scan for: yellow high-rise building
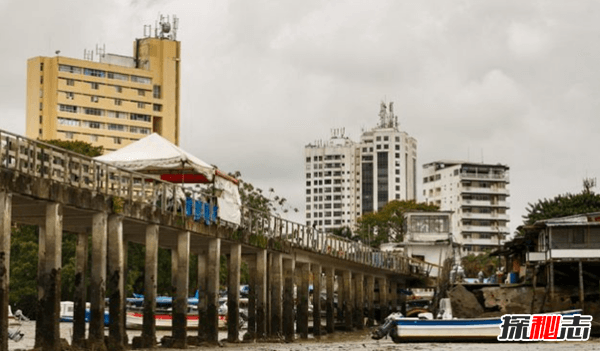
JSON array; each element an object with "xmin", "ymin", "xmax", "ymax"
[{"xmin": 26, "ymin": 21, "xmax": 180, "ymax": 153}]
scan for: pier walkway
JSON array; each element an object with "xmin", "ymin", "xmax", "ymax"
[{"xmin": 0, "ymin": 129, "xmax": 432, "ymax": 350}]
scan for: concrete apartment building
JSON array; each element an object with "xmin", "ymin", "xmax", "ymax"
[
  {"xmin": 305, "ymin": 102, "xmax": 417, "ymax": 232},
  {"xmin": 422, "ymin": 161, "xmax": 510, "ymax": 253},
  {"xmin": 26, "ymin": 17, "xmax": 180, "ymax": 153}
]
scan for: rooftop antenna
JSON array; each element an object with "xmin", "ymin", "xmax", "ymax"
[
  {"xmin": 481, "ymin": 149, "xmax": 484, "ymax": 163},
  {"xmin": 83, "ymin": 48, "xmax": 94, "ymax": 61},
  {"xmin": 143, "ymin": 24, "xmax": 152, "ymax": 38},
  {"xmin": 95, "ymin": 44, "xmax": 106, "ymax": 59}
]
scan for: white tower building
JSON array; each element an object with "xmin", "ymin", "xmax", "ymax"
[
  {"xmin": 422, "ymin": 161, "xmax": 510, "ymax": 254},
  {"xmin": 304, "ymin": 101, "xmax": 417, "ymax": 232}
]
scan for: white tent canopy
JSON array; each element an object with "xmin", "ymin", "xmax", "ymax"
[
  {"xmin": 95, "ymin": 133, "xmax": 242, "ymax": 225},
  {"xmin": 94, "ymin": 133, "xmax": 215, "ymax": 181}
]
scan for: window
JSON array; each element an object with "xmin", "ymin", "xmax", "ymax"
[
  {"xmin": 153, "ymin": 85, "xmax": 161, "ymax": 99},
  {"xmin": 113, "ymin": 137, "xmax": 122, "ymax": 144},
  {"xmin": 40, "ymin": 63, "xmax": 44, "ymax": 71},
  {"xmin": 57, "ymin": 118, "xmax": 80, "ymax": 126},
  {"xmin": 395, "ymin": 136, "xmax": 400, "ymax": 142},
  {"xmin": 130, "ymin": 114, "xmax": 151, "ymax": 122},
  {"xmin": 59, "ymin": 65, "xmax": 82, "ymax": 74},
  {"xmin": 87, "ymin": 122, "xmax": 102, "ymax": 129},
  {"xmin": 39, "ymin": 116, "xmax": 42, "ymax": 123},
  {"xmin": 65, "ymin": 92, "xmax": 74, "ymax": 100},
  {"xmin": 90, "ymin": 135, "xmax": 98, "ymax": 142},
  {"xmin": 114, "ymin": 86, "xmax": 122, "ymax": 93},
  {"xmin": 114, "ymin": 99, "xmax": 122, "ymax": 106},
  {"xmin": 137, "ymin": 102, "xmax": 145, "ymax": 109},
  {"xmin": 395, "ymin": 145, "xmax": 400, "ymax": 150},
  {"xmin": 91, "ymin": 96, "xmax": 99, "ymax": 103},
  {"xmin": 107, "ymin": 124, "xmax": 126, "ymax": 131},
  {"xmin": 108, "ymin": 111, "xmax": 127, "ymax": 119},
  {"xmin": 384, "ymin": 136, "xmax": 389, "ymax": 141},
  {"xmin": 107, "ymin": 72, "xmax": 128, "ymax": 81},
  {"xmin": 59, "ymin": 104, "xmax": 77, "ymax": 113},
  {"xmin": 138, "ymin": 89, "xmax": 145, "ymax": 96},
  {"xmin": 83, "ymin": 108, "xmax": 103, "ymax": 116},
  {"xmin": 131, "ymin": 75, "xmax": 151, "ymax": 84},
  {"xmin": 66, "ymin": 79, "xmax": 74, "ymax": 86},
  {"xmin": 90, "ymin": 82, "xmax": 99, "ymax": 90},
  {"xmin": 376, "ymin": 136, "xmax": 381, "ymax": 141},
  {"xmin": 130, "ymin": 126, "xmax": 150, "ymax": 134},
  {"xmin": 153, "ymin": 104, "xmax": 162, "ymax": 112},
  {"xmin": 39, "ymin": 102, "xmax": 43, "ymax": 110},
  {"xmin": 84, "ymin": 68, "xmax": 105, "ymax": 77},
  {"xmin": 64, "ymin": 132, "xmax": 74, "ymax": 139}
]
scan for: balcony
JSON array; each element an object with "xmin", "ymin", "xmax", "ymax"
[
  {"xmin": 461, "ymin": 212, "xmax": 509, "ymax": 221},
  {"xmin": 461, "ymin": 199, "xmax": 509, "ymax": 208},
  {"xmin": 460, "ymin": 172, "xmax": 509, "ymax": 182},
  {"xmin": 527, "ymin": 249, "xmax": 600, "ymax": 262},
  {"xmin": 460, "ymin": 225, "xmax": 509, "ymax": 234},
  {"xmin": 459, "ymin": 236, "xmax": 502, "ymax": 246},
  {"xmin": 461, "ymin": 187, "xmax": 509, "ymax": 195}
]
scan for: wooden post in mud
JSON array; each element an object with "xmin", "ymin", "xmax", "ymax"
[
  {"xmin": 366, "ymin": 275, "xmax": 375, "ymax": 326},
  {"xmin": 270, "ymin": 253, "xmax": 283, "ymax": 337},
  {"xmin": 298, "ymin": 263, "xmax": 310, "ymax": 339},
  {"xmin": 172, "ymin": 231, "xmax": 190, "ymax": 348},
  {"xmin": 325, "ymin": 267, "xmax": 335, "ymax": 334},
  {"xmin": 378, "ymin": 278, "xmax": 388, "ymax": 322},
  {"xmin": 312, "ymin": 263, "xmax": 322, "ymax": 337},
  {"xmin": 72, "ymin": 232, "xmax": 88, "ymax": 347},
  {"xmin": 197, "ymin": 253, "xmax": 208, "ymax": 340},
  {"xmin": 354, "ymin": 273, "xmax": 364, "ymax": 330},
  {"xmin": 227, "ymin": 244, "xmax": 241, "ymax": 342},
  {"xmin": 256, "ymin": 250, "xmax": 268, "ymax": 339},
  {"xmin": 107, "ymin": 215, "xmax": 125, "ymax": 351},
  {"xmin": 0, "ymin": 192, "xmax": 11, "ymax": 351},
  {"xmin": 37, "ymin": 203, "xmax": 63, "ymax": 351},
  {"xmin": 283, "ymin": 257, "xmax": 295, "ymax": 342},
  {"xmin": 206, "ymin": 238, "xmax": 221, "ymax": 343},
  {"xmin": 343, "ymin": 270, "xmax": 353, "ymax": 331},
  {"xmin": 89, "ymin": 212, "xmax": 107, "ymax": 346},
  {"xmin": 141, "ymin": 224, "xmax": 159, "ymax": 348}
]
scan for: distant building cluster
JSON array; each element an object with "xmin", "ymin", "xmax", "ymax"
[
  {"xmin": 304, "ymin": 102, "xmax": 417, "ymax": 232},
  {"xmin": 305, "ymin": 102, "xmax": 510, "ymax": 255}
]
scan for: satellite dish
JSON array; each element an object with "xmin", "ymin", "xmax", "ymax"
[{"xmin": 161, "ymin": 22, "xmax": 171, "ymax": 34}]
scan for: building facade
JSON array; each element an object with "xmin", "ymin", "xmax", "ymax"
[
  {"xmin": 422, "ymin": 161, "xmax": 510, "ymax": 253},
  {"xmin": 26, "ymin": 19, "xmax": 180, "ymax": 153},
  {"xmin": 304, "ymin": 102, "xmax": 417, "ymax": 232}
]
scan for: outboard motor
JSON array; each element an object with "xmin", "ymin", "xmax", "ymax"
[
  {"xmin": 371, "ymin": 312, "xmax": 403, "ymax": 340},
  {"xmin": 8, "ymin": 329, "xmax": 24, "ymax": 342}
]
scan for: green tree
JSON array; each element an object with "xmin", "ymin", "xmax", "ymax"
[
  {"xmin": 355, "ymin": 200, "xmax": 439, "ymax": 247},
  {"xmin": 522, "ymin": 180, "xmax": 600, "ymax": 229},
  {"xmin": 461, "ymin": 253, "xmax": 500, "ymax": 278},
  {"xmin": 41, "ymin": 139, "xmax": 104, "ymax": 157}
]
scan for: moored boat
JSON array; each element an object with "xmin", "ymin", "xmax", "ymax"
[
  {"xmin": 125, "ymin": 310, "xmax": 228, "ymax": 330},
  {"xmin": 373, "ymin": 299, "xmax": 584, "ymax": 343}
]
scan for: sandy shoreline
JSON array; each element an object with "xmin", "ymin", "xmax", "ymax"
[{"xmin": 7, "ymin": 321, "xmax": 600, "ymax": 351}]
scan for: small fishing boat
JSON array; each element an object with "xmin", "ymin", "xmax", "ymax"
[
  {"xmin": 125, "ymin": 306, "xmax": 228, "ymax": 330},
  {"xmin": 59, "ymin": 301, "xmax": 110, "ymax": 326},
  {"xmin": 373, "ymin": 299, "xmax": 583, "ymax": 342}
]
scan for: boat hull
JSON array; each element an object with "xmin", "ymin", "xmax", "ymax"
[
  {"xmin": 391, "ymin": 317, "xmax": 501, "ymax": 342},
  {"xmin": 389, "ymin": 309, "xmax": 584, "ymax": 343},
  {"xmin": 126, "ymin": 312, "xmax": 227, "ymax": 330}
]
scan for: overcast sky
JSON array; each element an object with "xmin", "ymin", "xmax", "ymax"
[{"xmin": 2, "ymin": 0, "xmax": 600, "ymax": 236}]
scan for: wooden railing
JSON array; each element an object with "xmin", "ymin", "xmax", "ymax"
[{"xmin": 0, "ymin": 129, "xmax": 433, "ymax": 276}]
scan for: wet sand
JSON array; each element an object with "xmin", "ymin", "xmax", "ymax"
[{"xmin": 7, "ymin": 321, "xmax": 600, "ymax": 351}]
